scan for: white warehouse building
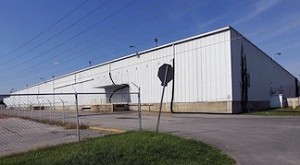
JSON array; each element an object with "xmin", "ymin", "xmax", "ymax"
[{"xmin": 6, "ymin": 26, "xmax": 299, "ymax": 114}]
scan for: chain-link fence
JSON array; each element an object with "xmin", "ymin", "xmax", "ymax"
[{"xmin": 0, "ymin": 92, "xmax": 141, "ymax": 157}]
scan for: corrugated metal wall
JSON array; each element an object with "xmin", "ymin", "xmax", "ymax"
[
  {"xmin": 174, "ymin": 30, "xmax": 232, "ymax": 103},
  {"xmin": 5, "ymin": 27, "xmax": 298, "ymax": 113},
  {"xmin": 231, "ymin": 29, "xmax": 297, "ymax": 101},
  {"xmin": 6, "ymin": 28, "xmax": 233, "ymax": 107}
]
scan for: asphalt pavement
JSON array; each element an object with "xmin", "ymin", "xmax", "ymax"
[
  {"xmin": 79, "ymin": 112, "xmax": 300, "ymax": 165},
  {"xmin": 1, "ymin": 109, "xmax": 300, "ymax": 165}
]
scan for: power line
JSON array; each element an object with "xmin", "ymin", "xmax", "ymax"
[
  {"xmin": 0, "ymin": 0, "xmax": 89, "ymax": 60},
  {"xmin": 0, "ymin": 0, "xmax": 111, "ymax": 65},
  {"xmin": 4, "ymin": 22, "xmax": 295, "ymax": 87},
  {"xmin": 0, "ymin": 0, "xmax": 258, "ymax": 77},
  {"xmin": 3, "ymin": 0, "xmax": 299, "ymax": 87},
  {"xmin": 0, "ymin": 0, "xmax": 202, "ymax": 76},
  {"xmin": 1, "ymin": 0, "xmax": 204, "ymax": 80},
  {"xmin": 44, "ymin": 21, "xmax": 300, "ymax": 85},
  {"xmin": 0, "ymin": 0, "xmax": 138, "ymax": 71}
]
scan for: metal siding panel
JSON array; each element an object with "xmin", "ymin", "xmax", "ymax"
[
  {"xmin": 191, "ymin": 40, "xmax": 199, "ymax": 102},
  {"xmin": 220, "ymin": 33, "xmax": 226, "ymax": 100},
  {"xmin": 231, "ymin": 29, "xmax": 296, "ymax": 102},
  {"xmin": 54, "ymin": 75, "xmax": 76, "ymax": 93},
  {"xmin": 211, "ymin": 34, "xmax": 217, "ymax": 101},
  {"xmin": 130, "ymin": 46, "xmax": 174, "ymax": 104},
  {"xmin": 197, "ymin": 39, "xmax": 203, "ymax": 101},
  {"xmin": 17, "ymin": 30, "xmax": 235, "ymax": 106},
  {"xmin": 184, "ymin": 43, "xmax": 189, "ymax": 102},
  {"xmin": 174, "ymin": 45, "xmax": 180, "ymax": 102},
  {"xmin": 180, "ymin": 43, "xmax": 186, "ymax": 102},
  {"xmin": 247, "ymin": 40, "xmax": 295, "ymax": 100},
  {"xmin": 215, "ymin": 34, "xmax": 221, "ymax": 101},
  {"xmin": 207, "ymin": 36, "xmax": 212, "ymax": 101},
  {"xmin": 225, "ymin": 31, "xmax": 232, "ymax": 101},
  {"xmin": 185, "ymin": 42, "xmax": 190, "ymax": 102},
  {"xmin": 211, "ymin": 32, "xmax": 231, "ymax": 101},
  {"xmin": 202, "ymin": 37, "xmax": 208, "ymax": 101},
  {"xmin": 220, "ymin": 33, "xmax": 227, "ymax": 100},
  {"xmin": 149, "ymin": 53, "xmax": 155, "ymax": 103},
  {"xmin": 178, "ymin": 44, "xmax": 185, "ymax": 102}
]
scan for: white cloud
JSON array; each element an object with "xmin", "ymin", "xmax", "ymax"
[
  {"xmin": 282, "ymin": 42, "xmax": 300, "ymax": 51},
  {"xmin": 197, "ymin": 15, "xmax": 226, "ymax": 30},
  {"xmin": 232, "ymin": 0, "xmax": 280, "ymax": 25},
  {"xmin": 257, "ymin": 16, "xmax": 300, "ymax": 44}
]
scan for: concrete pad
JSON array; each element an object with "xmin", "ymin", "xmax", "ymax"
[{"xmin": 0, "ymin": 117, "xmax": 107, "ymax": 157}]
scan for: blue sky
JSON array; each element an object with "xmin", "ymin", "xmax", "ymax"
[{"xmin": 0, "ymin": 0, "xmax": 299, "ymax": 93}]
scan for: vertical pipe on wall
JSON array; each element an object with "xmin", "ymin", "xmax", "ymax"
[
  {"xmin": 295, "ymin": 78, "xmax": 299, "ymax": 97},
  {"xmin": 170, "ymin": 44, "xmax": 175, "ymax": 113},
  {"xmin": 109, "ymin": 62, "xmax": 115, "ymax": 85}
]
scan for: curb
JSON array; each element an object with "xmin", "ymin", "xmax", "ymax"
[{"xmin": 89, "ymin": 126, "xmax": 126, "ymax": 133}]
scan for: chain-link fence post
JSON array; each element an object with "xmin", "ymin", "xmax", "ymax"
[
  {"xmin": 22, "ymin": 101, "xmax": 26, "ymax": 117},
  {"xmin": 29, "ymin": 101, "xmax": 33, "ymax": 119},
  {"xmin": 12, "ymin": 103, "xmax": 16, "ymax": 116},
  {"xmin": 0, "ymin": 105, "xmax": 2, "ymax": 115},
  {"xmin": 12, "ymin": 105, "xmax": 15, "ymax": 116},
  {"xmin": 26, "ymin": 103, "xmax": 29, "ymax": 118},
  {"xmin": 47, "ymin": 99, "xmax": 52, "ymax": 123},
  {"xmin": 75, "ymin": 93, "xmax": 80, "ymax": 142},
  {"xmin": 59, "ymin": 98, "xmax": 65, "ymax": 125},
  {"xmin": 37, "ymin": 98, "xmax": 42, "ymax": 121},
  {"xmin": 132, "ymin": 82, "xmax": 143, "ymax": 131},
  {"xmin": 17, "ymin": 103, "xmax": 21, "ymax": 117},
  {"xmin": 11, "ymin": 97, "xmax": 17, "ymax": 116},
  {"xmin": 9, "ymin": 107, "xmax": 11, "ymax": 116}
]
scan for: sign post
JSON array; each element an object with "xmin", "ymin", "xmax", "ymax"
[{"xmin": 156, "ymin": 64, "xmax": 173, "ymax": 133}]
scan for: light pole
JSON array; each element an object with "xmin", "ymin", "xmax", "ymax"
[
  {"xmin": 154, "ymin": 38, "xmax": 159, "ymax": 47},
  {"xmin": 52, "ymin": 75, "xmax": 55, "ymax": 111},
  {"xmin": 272, "ymin": 52, "xmax": 282, "ymax": 60},
  {"xmin": 38, "ymin": 78, "xmax": 44, "ymax": 108},
  {"xmin": 129, "ymin": 45, "xmax": 139, "ymax": 58}
]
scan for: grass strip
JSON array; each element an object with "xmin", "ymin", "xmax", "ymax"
[
  {"xmin": 248, "ymin": 107, "xmax": 300, "ymax": 116},
  {"xmin": 0, "ymin": 131, "xmax": 234, "ymax": 165}
]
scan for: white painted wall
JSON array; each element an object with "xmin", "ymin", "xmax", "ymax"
[
  {"xmin": 174, "ymin": 30, "xmax": 232, "ymax": 103},
  {"xmin": 231, "ymin": 28, "xmax": 297, "ymax": 102},
  {"xmin": 5, "ymin": 27, "xmax": 234, "ymax": 108}
]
